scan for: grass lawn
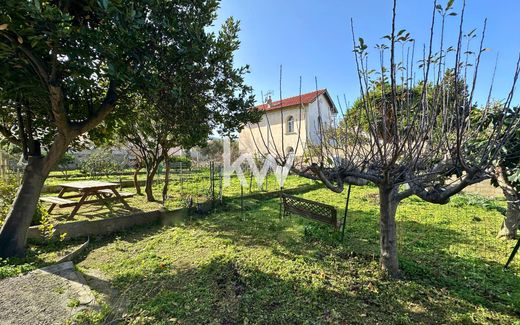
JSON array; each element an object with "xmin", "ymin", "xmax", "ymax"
[{"xmin": 59, "ymin": 184, "xmax": 520, "ymax": 324}]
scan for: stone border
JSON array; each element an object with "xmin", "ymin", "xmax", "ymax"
[
  {"xmin": 57, "ymin": 237, "xmax": 90, "ymax": 263},
  {"xmin": 27, "ymin": 208, "xmax": 189, "ymax": 241}
]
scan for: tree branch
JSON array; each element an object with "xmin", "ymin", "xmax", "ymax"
[
  {"xmin": 73, "ymin": 81, "xmax": 117, "ymax": 135},
  {"xmin": 0, "ymin": 124, "xmax": 20, "ymax": 146}
]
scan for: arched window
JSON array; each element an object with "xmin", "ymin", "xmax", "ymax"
[{"xmin": 287, "ymin": 116, "xmax": 294, "ymax": 133}]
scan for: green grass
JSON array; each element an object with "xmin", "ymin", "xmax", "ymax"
[{"xmin": 65, "ymin": 185, "xmax": 520, "ymax": 324}]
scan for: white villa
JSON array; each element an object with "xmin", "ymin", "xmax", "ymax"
[{"xmin": 239, "ymin": 89, "xmax": 337, "ymax": 157}]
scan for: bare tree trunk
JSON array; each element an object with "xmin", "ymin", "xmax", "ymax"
[
  {"xmin": 0, "ymin": 157, "xmax": 46, "ymax": 257},
  {"xmin": 162, "ymin": 155, "xmax": 170, "ymax": 204},
  {"xmin": 498, "ymin": 189, "xmax": 520, "ymax": 240},
  {"xmin": 145, "ymin": 165, "xmax": 159, "ymax": 202},
  {"xmin": 0, "ymin": 132, "xmax": 70, "ymax": 258},
  {"xmin": 134, "ymin": 166, "xmax": 142, "ymax": 195},
  {"xmin": 496, "ymin": 167, "xmax": 520, "ymax": 240},
  {"xmin": 379, "ymin": 185, "xmax": 399, "ymax": 277}
]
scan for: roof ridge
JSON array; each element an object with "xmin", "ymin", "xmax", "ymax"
[{"xmin": 256, "ymin": 89, "xmax": 327, "ymax": 111}]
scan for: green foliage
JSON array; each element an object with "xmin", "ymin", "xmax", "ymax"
[
  {"xmin": 474, "ymin": 104, "xmax": 520, "ymax": 192},
  {"xmin": 0, "ymin": 258, "xmax": 35, "ymax": 279},
  {"xmin": 0, "ymin": 176, "xmax": 48, "ymax": 226},
  {"xmin": 0, "ymin": 176, "xmax": 18, "ymax": 224},
  {"xmin": 37, "ymin": 210, "xmax": 66, "ymax": 241},
  {"xmin": 31, "ymin": 203, "xmax": 47, "ymax": 226},
  {"xmin": 0, "ymin": 0, "xmax": 258, "ymax": 154},
  {"xmin": 169, "ymin": 156, "xmax": 191, "ymax": 169},
  {"xmin": 450, "ymin": 193, "xmax": 506, "ymax": 214},
  {"xmin": 497, "ymin": 108, "xmax": 520, "ymax": 191},
  {"xmin": 79, "ymin": 149, "xmax": 121, "ymax": 177},
  {"xmin": 198, "ymin": 138, "xmax": 240, "ymax": 162},
  {"xmin": 57, "ymin": 152, "xmax": 75, "ymax": 170},
  {"xmin": 67, "ymin": 298, "xmax": 80, "ymax": 308}
]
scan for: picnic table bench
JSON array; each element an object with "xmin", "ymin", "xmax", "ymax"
[{"xmin": 40, "ymin": 181, "xmax": 134, "ymax": 220}]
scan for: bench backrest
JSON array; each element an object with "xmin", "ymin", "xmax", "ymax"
[{"xmin": 281, "ymin": 193, "xmax": 338, "ymax": 228}]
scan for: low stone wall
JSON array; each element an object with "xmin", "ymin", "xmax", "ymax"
[{"xmin": 27, "ymin": 208, "xmax": 189, "ymax": 241}]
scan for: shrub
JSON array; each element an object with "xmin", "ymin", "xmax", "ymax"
[
  {"xmin": 170, "ymin": 156, "xmax": 192, "ymax": 169},
  {"xmin": 56, "ymin": 152, "xmax": 76, "ymax": 178},
  {"xmin": 0, "ymin": 177, "xmax": 48, "ymax": 227},
  {"xmin": 0, "ymin": 177, "xmax": 19, "ymax": 225},
  {"xmin": 80, "ymin": 149, "xmax": 121, "ymax": 177},
  {"xmin": 450, "ymin": 193, "xmax": 506, "ymax": 214}
]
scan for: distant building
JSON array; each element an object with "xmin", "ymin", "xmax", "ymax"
[{"xmin": 239, "ymin": 89, "xmax": 337, "ymax": 157}]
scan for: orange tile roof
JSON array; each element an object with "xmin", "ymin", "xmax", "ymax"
[{"xmin": 257, "ymin": 89, "xmax": 328, "ymax": 111}]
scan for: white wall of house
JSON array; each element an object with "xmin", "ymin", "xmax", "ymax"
[
  {"xmin": 306, "ymin": 94, "xmax": 336, "ymax": 144},
  {"xmin": 239, "ymin": 104, "xmax": 308, "ymax": 157},
  {"xmin": 239, "ymin": 92, "xmax": 336, "ymax": 158}
]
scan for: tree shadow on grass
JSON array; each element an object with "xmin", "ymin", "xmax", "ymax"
[
  {"xmin": 81, "ymin": 255, "xmax": 467, "ymax": 324},
  {"xmin": 49, "ymin": 202, "xmax": 146, "ymax": 222},
  {"xmin": 396, "ymin": 219, "xmax": 520, "ymax": 318},
  {"xmin": 194, "ymin": 198, "xmax": 520, "ymax": 320},
  {"xmin": 37, "ymin": 192, "xmax": 517, "ymax": 322}
]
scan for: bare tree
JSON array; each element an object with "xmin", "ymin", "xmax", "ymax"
[{"xmin": 249, "ymin": 0, "xmax": 520, "ymax": 277}]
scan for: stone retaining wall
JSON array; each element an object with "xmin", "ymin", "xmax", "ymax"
[{"xmin": 27, "ymin": 208, "xmax": 189, "ymax": 241}]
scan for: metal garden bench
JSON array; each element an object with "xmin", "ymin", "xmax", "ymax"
[{"xmin": 280, "ymin": 192, "xmax": 350, "ymax": 240}]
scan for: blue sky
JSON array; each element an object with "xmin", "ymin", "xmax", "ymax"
[{"xmin": 214, "ymin": 0, "xmax": 520, "ymax": 107}]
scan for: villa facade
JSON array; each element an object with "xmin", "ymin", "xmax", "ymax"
[{"xmin": 239, "ymin": 89, "xmax": 337, "ymax": 158}]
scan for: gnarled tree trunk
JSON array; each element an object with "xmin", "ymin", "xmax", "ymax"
[
  {"xmin": 0, "ymin": 157, "xmax": 46, "ymax": 257},
  {"xmin": 134, "ymin": 165, "xmax": 142, "ymax": 196},
  {"xmin": 0, "ymin": 134, "xmax": 69, "ymax": 257},
  {"xmin": 498, "ymin": 188, "xmax": 520, "ymax": 240},
  {"xmin": 144, "ymin": 163, "xmax": 160, "ymax": 202},
  {"xmin": 379, "ymin": 185, "xmax": 399, "ymax": 277},
  {"xmin": 162, "ymin": 155, "xmax": 170, "ymax": 204}
]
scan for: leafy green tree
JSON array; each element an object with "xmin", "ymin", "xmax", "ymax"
[
  {"xmin": 0, "ymin": 0, "xmax": 245, "ymax": 257},
  {"xmin": 199, "ymin": 138, "xmax": 240, "ymax": 163},
  {"xmin": 117, "ymin": 15, "xmax": 258, "ymax": 202}
]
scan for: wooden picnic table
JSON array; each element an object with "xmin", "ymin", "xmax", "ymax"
[{"xmin": 40, "ymin": 181, "xmax": 134, "ymax": 220}]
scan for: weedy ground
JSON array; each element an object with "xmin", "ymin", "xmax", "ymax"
[
  {"xmin": 1, "ymin": 176, "xmax": 519, "ymax": 324},
  {"xmin": 66, "ymin": 184, "xmax": 520, "ymax": 324}
]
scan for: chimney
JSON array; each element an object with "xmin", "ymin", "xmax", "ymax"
[{"xmin": 266, "ymin": 95, "xmax": 272, "ymax": 108}]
